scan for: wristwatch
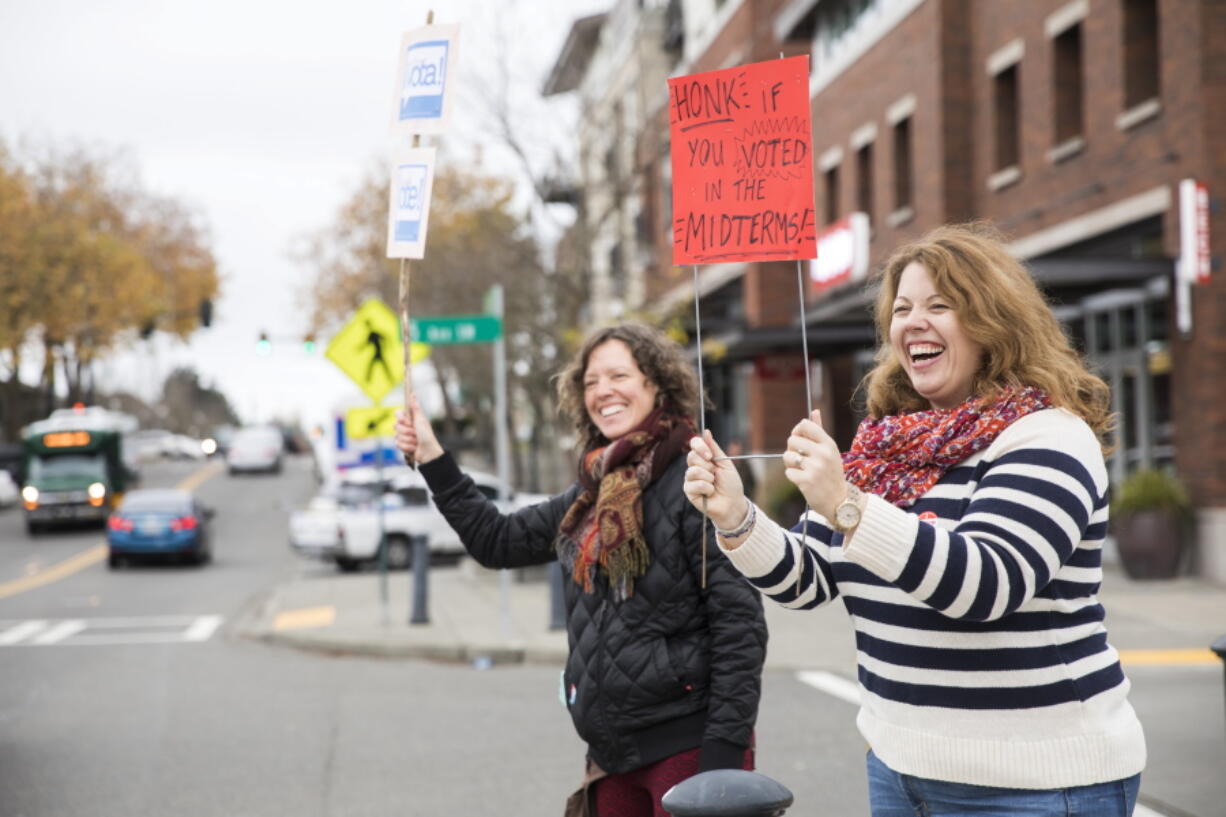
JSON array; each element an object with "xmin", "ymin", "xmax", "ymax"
[{"xmin": 831, "ymin": 483, "xmax": 863, "ymax": 534}]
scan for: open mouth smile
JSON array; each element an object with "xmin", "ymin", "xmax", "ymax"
[{"xmin": 908, "ymin": 343, "xmax": 945, "ymax": 366}]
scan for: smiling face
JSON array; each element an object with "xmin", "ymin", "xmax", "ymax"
[
  {"xmin": 582, "ymin": 339, "xmax": 659, "ymax": 441},
  {"xmin": 889, "ymin": 262, "xmax": 984, "ymax": 411}
]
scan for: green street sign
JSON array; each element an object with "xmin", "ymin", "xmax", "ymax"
[{"xmin": 410, "ymin": 315, "xmax": 502, "ymax": 345}]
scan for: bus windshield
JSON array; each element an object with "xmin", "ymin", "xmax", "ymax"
[{"xmin": 28, "ymin": 453, "xmax": 107, "ymax": 482}]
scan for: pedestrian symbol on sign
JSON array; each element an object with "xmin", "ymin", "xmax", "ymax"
[
  {"xmin": 362, "ymin": 320, "xmax": 395, "ymax": 385},
  {"xmin": 326, "ymin": 299, "xmax": 405, "ymax": 404}
]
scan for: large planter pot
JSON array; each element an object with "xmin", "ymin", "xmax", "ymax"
[{"xmin": 1114, "ymin": 509, "xmax": 1184, "ymax": 579}]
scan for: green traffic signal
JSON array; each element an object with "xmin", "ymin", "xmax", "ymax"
[
  {"xmin": 303, "ymin": 334, "xmax": 316, "ymax": 354},
  {"xmin": 256, "ymin": 331, "xmax": 272, "ymax": 356}
]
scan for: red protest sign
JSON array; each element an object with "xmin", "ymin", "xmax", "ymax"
[{"xmin": 668, "ymin": 55, "xmax": 816, "ymax": 265}]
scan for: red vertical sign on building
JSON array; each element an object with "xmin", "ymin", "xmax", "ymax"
[{"xmin": 668, "ymin": 56, "xmax": 817, "ymax": 265}]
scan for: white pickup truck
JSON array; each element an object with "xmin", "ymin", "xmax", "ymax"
[{"xmin": 289, "ymin": 465, "xmax": 549, "ymax": 572}]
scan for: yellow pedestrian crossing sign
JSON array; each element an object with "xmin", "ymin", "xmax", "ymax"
[
  {"xmin": 326, "ymin": 299, "xmax": 404, "ymax": 403},
  {"xmin": 345, "ymin": 406, "xmax": 398, "ymax": 439}
]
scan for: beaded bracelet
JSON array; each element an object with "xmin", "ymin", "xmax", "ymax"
[{"xmin": 714, "ymin": 501, "xmax": 757, "ymax": 538}]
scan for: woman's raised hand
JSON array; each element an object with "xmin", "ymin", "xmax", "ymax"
[
  {"xmin": 394, "ymin": 394, "xmax": 444, "ymax": 465},
  {"xmin": 784, "ymin": 410, "xmax": 847, "ymax": 520},
  {"xmin": 683, "ymin": 430, "xmax": 749, "ymax": 532}
]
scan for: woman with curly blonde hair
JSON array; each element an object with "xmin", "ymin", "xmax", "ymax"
[
  {"xmin": 684, "ymin": 224, "xmax": 1145, "ymax": 816},
  {"xmin": 396, "ymin": 321, "xmax": 765, "ymax": 817}
]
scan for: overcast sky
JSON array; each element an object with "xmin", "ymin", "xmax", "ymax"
[{"xmin": 0, "ymin": 0, "xmax": 603, "ymax": 432}]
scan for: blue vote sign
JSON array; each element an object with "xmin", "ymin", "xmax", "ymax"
[{"xmin": 392, "ymin": 23, "xmax": 460, "ymax": 137}]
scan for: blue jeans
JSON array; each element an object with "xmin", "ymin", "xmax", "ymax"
[{"xmin": 866, "ymin": 750, "xmax": 1141, "ymax": 816}]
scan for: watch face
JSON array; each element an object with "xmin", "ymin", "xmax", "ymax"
[{"xmin": 835, "ymin": 502, "xmax": 860, "ymax": 530}]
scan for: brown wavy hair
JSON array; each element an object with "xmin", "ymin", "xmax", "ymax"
[
  {"xmin": 557, "ymin": 322, "xmax": 701, "ymax": 450},
  {"xmin": 863, "ymin": 223, "xmax": 1114, "ymax": 445}
]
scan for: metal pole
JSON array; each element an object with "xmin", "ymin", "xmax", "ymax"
[
  {"xmin": 376, "ymin": 434, "xmax": 388, "ymax": 625},
  {"xmin": 409, "ymin": 534, "xmax": 430, "ymax": 625},
  {"xmin": 491, "ymin": 285, "xmax": 513, "ymax": 639},
  {"xmin": 693, "ymin": 265, "xmax": 708, "ymax": 589},
  {"xmin": 796, "ymin": 260, "xmax": 813, "ymax": 419},
  {"xmin": 548, "ymin": 561, "xmax": 566, "ymax": 631},
  {"xmin": 1212, "ymin": 634, "xmax": 1226, "ymax": 740}
]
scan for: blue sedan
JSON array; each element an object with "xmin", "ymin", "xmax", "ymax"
[{"xmin": 106, "ymin": 489, "xmax": 215, "ymax": 568}]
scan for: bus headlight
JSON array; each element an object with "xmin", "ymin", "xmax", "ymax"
[
  {"xmin": 87, "ymin": 482, "xmax": 107, "ymax": 506},
  {"xmin": 21, "ymin": 485, "xmax": 39, "ymax": 509}
]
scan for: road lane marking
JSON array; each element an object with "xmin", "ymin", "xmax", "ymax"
[
  {"xmin": 0, "ymin": 460, "xmax": 225, "ymax": 600},
  {"xmin": 1118, "ymin": 648, "xmax": 1219, "ymax": 666},
  {"xmin": 796, "ymin": 670, "xmax": 861, "ymax": 705},
  {"xmin": 0, "ymin": 620, "xmax": 48, "ymax": 645},
  {"xmin": 0, "ymin": 546, "xmax": 107, "ymax": 600},
  {"xmin": 0, "ymin": 615, "xmax": 223, "ymax": 646},
  {"xmin": 273, "ymin": 606, "xmax": 336, "ymax": 631},
  {"xmin": 184, "ymin": 615, "xmax": 223, "ymax": 641},
  {"xmin": 178, "ymin": 459, "xmax": 224, "ymax": 492},
  {"xmin": 31, "ymin": 619, "xmax": 86, "ymax": 644}
]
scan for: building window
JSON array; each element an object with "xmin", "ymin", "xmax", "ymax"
[
  {"xmin": 892, "ymin": 116, "xmax": 913, "ymax": 212},
  {"xmin": 1053, "ymin": 23, "xmax": 1084, "ymax": 144},
  {"xmin": 993, "ymin": 64, "xmax": 1020, "ymax": 171},
  {"xmin": 824, "ymin": 164, "xmax": 840, "ymax": 225},
  {"xmin": 856, "ymin": 143, "xmax": 873, "ymax": 222},
  {"xmin": 1122, "ymin": 0, "xmax": 1160, "ymax": 109}
]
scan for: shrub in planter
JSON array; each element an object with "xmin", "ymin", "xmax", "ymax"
[
  {"xmin": 1110, "ymin": 468, "xmax": 1192, "ymax": 579},
  {"xmin": 765, "ymin": 477, "xmax": 807, "ymax": 528}
]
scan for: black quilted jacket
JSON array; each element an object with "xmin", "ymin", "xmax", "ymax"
[{"xmin": 419, "ymin": 452, "xmax": 767, "ymax": 775}]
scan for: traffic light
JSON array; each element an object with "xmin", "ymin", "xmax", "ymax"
[
  {"xmin": 303, "ymin": 333, "xmax": 316, "ymax": 354},
  {"xmin": 256, "ymin": 331, "xmax": 272, "ymax": 356}
]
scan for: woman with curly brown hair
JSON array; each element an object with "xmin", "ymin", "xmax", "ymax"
[
  {"xmin": 684, "ymin": 224, "xmax": 1146, "ymax": 816},
  {"xmin": 395, "ymin": 321, "xmax": 766, "ymax": 817}
]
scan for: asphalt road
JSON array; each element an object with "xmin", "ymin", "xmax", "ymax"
[{"xmin": 0, "ymin": 456, "xmax": 1222, "ymax": 816}]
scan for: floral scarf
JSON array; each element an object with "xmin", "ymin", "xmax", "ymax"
[
  {"xmin": 556, "ymin": 407, "xmax": 695, "ymax": 601},
  {"xmin": 841, "ymin": 386, "xmax": 1053, "ymax": 507}
]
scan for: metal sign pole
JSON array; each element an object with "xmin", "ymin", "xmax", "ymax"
[{"xmin": 491, "ymin": 285, "xmax": 513, "ymax": 639}]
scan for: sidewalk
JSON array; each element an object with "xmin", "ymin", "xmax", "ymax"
[{"xmin": 237, "ymin": 557, "xmax": 1226, "ymax": 671}]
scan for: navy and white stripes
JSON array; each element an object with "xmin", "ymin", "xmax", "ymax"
[{"xmin": 720, "ymin": 408, "xmax": 1146, "ymax": 789}]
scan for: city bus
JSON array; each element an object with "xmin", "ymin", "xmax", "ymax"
[{"xmin": 20, "ymin": 410, "xmax": 133, "ymax": 535}]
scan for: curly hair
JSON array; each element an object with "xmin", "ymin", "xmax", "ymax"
[
  {"xmin": 864, "ymin": 222, "xmax": 1115, "ymax": 445},
  {"xmin": 556, "ymin": 322, "xmax": 701, "ymax": 450}
]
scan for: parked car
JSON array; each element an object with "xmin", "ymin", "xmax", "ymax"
[
  {"xmin": 0, "ymin": 469, "xmax": 17, "ymax": 509},
  {"xmin": 106, "ymin": 488, "xmax": 215, "ymax": 568},
  {"xmin": 225, "ymin": 426, "xmax": 284, "ymax": 474},
  {"xmin": 288, "ymin": 494, "xmax": 344, "ymax": 560},
  {"xmin": 331, "ymin": 467, "xmax": 548, "ymax": 572},
  {"xmin": 287, "ymin": 466, "xmax": 393, "ymax": 561}
]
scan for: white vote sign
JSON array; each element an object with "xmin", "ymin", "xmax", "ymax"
[
  {"xmin": 391, "ymin": 23, "xmax": 460, "ymax": 137},
  {"xmin": 386, "ymin": 146, "xmax": 436, "ymax": 259}
]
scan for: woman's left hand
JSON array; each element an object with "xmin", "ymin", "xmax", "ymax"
[{"xmin": 784, "ymin": 410, "xmax": 848, "ymax": 521}]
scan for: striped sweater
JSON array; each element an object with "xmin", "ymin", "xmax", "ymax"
[{"xmin": 721, "ymin": 408, "xmax": 1146, "ymax": 789}]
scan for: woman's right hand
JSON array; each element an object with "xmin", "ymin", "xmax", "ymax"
[
  {"xmin": 683, "ymin": 430, "xmax": 749, "ymax": 533},
  {"xmin": 394, "ymin": 394, "xmax": 444, "ymax": 464}
]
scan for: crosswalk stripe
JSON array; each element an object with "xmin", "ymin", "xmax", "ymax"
[
  {"xmin": 31, "ymin": 619, "xmax": 86, "ymax": 644},
  {"xmin": 796, "ymin": 670, "xmax": 861, "ymax": 705},
  {"xmin": 184, "ymin": 615, "xmax": 223, "ymax": 641},
  {"xmin": 0, "ymin": 620, "xmax": 48, "ymax": 645},
  {"xmin": 0, "ymin": 615, "xmax": 224, "ymax": 646}
]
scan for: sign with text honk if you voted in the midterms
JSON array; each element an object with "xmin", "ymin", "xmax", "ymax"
[
  {"xmin": 391, "ymin": 23, "xmax": 459, "ymax": 137},
  {"xmin": 386, "ymin": 146, "xmax": 436, "ymax": 259},
  {"xmin": 325, "ymin": 299, "xmax": 405, "ymax": 404},
  {"xmin": 668, "ymin": 55, "xmax": 817, "ymax": 265}
]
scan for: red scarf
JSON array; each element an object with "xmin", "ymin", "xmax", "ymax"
[
  {"xmin": 841, "ymin": 387, "xmax": 1052, "ymax": 507},
  {"xmin": 556, "ymin": 408, "xmax": 695, "ymax": 601}
]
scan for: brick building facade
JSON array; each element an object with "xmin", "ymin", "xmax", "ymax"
[{"xmin": 547, "ymin": 0, "xmax": 1226, "ymax": 582}]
